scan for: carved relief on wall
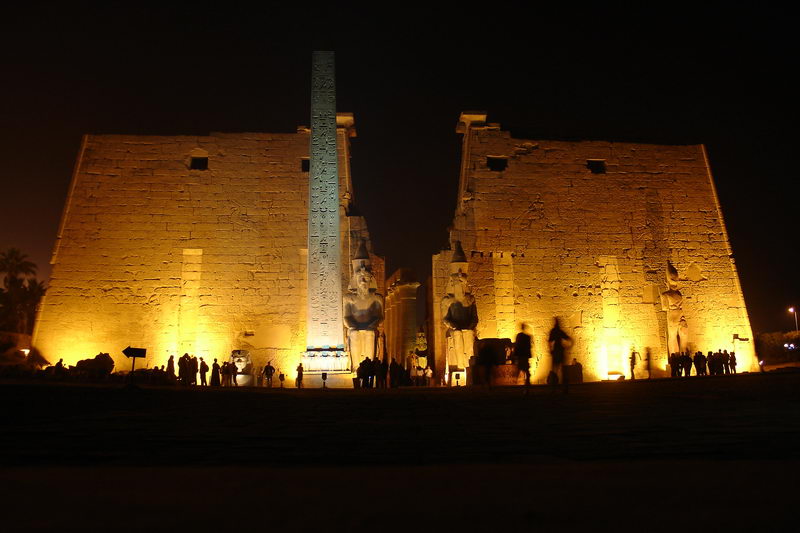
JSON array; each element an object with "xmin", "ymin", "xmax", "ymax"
[{"xmin": 307, "ymin": 51, "xmax": 343, "ymax": 347}]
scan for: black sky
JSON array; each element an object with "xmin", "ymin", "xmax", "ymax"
[{"xmin": 1, "ymin": 4, "xmax": 796, "ymax": 333}]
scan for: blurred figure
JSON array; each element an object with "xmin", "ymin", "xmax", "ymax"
[
  {"xmin": 548, "ymin": 318, "xmax": 572, "ymax": 392},
  {"xmin": 629, "ymin": 348, "xmax": 639, "ymax": 381},
  {"xmin": 166, "ymin": 355, "xmax": 175, "ymax": 379},
  {"xmin": 190, "ymin": 356, "xmax": 198, "ymax": 385},
  {"xmin": 681, "ymin": 352, "xmax": 693, "ymax": 377},
  {"xmin": 730, "ymin": 352, "xmax": 737, "ymax": 374},
  {"xmin": 515, "ymin": 322, "xmax": 533, "ymax": 389},
  {"xmin": 644, "ymin": 348, "xmax": 652, "ymax": 379},
  {"xmin": 296, "ymin": 363, "xmax": 304, "ymax": 388}
]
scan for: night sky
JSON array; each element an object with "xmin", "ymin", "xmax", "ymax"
[{"xmin": 1, "ymin": 5, "xmax": 796, "ymax": 333}]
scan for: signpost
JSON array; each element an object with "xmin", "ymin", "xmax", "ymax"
[{"xmin": 122, "ymin": 346, "xmax": 147, "ymax": 381}]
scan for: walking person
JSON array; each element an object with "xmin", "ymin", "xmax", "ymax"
[
  {"xmin": 515, "ymin": 323, "xmax": 533, "ymax": 390},
  {"xmin": 296, "ymin": 363, "xmax": 304, "ymax": 388},
  {"xmin": 629, "ymin": 349, "xmax": 639, "ymax": 381},
  {"xmin": 548, "ymin": 318, "xmax": 573, "ymax": 393}
]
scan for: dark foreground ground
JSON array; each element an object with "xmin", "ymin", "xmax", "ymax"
[{"xmin": 2, "ymin": 372, "xmax": 799, "ymax": 532}]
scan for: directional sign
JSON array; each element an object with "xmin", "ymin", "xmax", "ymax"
[{"xmin": 122, "ymin": 346, "xmax": 147, "ymax": 358}]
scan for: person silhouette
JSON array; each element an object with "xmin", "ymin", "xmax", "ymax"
[
  {"xmin": 210, "ymin": 358, "xmax": 221, "ymax": 387},
  {"xmin": 629, "ymin": 349, "xmax": 639, "ymax": 380},
  {"xmin": 199, "ymin": 357, "xmax": 208, "ymax": 386},
  {"xmin": 515, "ymin": 323, "xmax": 533, "ymax": 389},
  {"xmin": 296, "ymin": 363, "xmax": 304, "ymax": 388},
  {"xmin": 263, "ymin": 361, "xmax": 276, "ymax": 387},
  {"xmin": 548, "ymin": 318, "xmax": 572, "ymax": 392},
  {"xmin": 166, "ymin": 355, "xmax": 175, "ymax": 378}
]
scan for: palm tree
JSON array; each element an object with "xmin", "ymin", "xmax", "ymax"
[
  {"xmin": 0, "ymin": 248, "xmax": 37, "ymax": 289},
  {"xmin": 0, "ymin": 248, "xmax": 43, "ymax": 333},
  {"xmin": 19, "ymin": 278, "xmax": 46, "ymax": 334}
]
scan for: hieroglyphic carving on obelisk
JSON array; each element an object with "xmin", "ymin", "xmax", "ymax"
[{"xmin": 304, "ymin": 51, "xmax": 347, "ymax": 371}]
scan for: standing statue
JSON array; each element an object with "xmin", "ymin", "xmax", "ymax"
[
  {"xmin": 343, "ymin": 240, "xmax": 384, "ymax": 365},
  {"xmin": 661, "ymin": 261, "xmax": 689, "ymax": 354},
  {"xmin": 441, "ymin": 241, "xmax": 478, "ymax": 370},
  {"xmin": 414, "ymin": 327, "xmax": 429, "ymax": 370}
]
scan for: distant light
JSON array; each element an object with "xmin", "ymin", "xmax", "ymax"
[
  {"xmin": 785, "ymin": 343, "xmax": 789, "ymax": 348},
  {"xmin": 21, "ymin": 349, "xmax": 30, "ymax": 356},
  {"xmin": 790, "ymin": 307, "xmax": 795, "ymax": 313}
]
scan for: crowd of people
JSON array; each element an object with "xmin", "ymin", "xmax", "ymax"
[
  {"xmin": 353, "ymin": 355, "xmax": 433, "ymax": 388},
  {"xmin": 668, "ymin": 350, "xmax": 738, "ymax": 377}
]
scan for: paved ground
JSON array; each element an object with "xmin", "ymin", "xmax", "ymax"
[{"xmin": 2, "ymin": 372, "xmax": 799, "ymax": 531}]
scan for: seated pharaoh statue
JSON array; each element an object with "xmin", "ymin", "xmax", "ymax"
[
  {"xmin": 441, "ymin": 241, "xmax": 479, "ymax": 370},
  {"xmin": 343, "ymin": 240, "xmax": 384, "ymax": 364},
  {"xmin": 229, "ymin": 349, "xmax": 254, "ymax": 386}
]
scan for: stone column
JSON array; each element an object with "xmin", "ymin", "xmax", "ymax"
[{"xmin": 304, "ymin": 51, "xmax": 347, "ymax": 371}]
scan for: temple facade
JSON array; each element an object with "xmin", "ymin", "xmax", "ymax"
[
  {"xmin": 33, "ymin": 105, "xmax": 756, "ymax": 385},
  {"xmin": 431, "ymin": 112, "xmax": 756, "ymax": 382},
  {"xmin": 32, "ymin": 114, "xmax": 385, "ymax": 375}
]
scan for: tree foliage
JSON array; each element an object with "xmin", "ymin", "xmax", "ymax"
[
  {"xmin": 755, "ymin": 331, "xmax": 800, "ymax": 363},
  {"xmin": 0, "ymin": 248, "xmax": 45, "ymax": 334}
]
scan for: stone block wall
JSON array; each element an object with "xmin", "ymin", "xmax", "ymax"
[
  {"xmin": 33, "ymin": 125, "xmax": 381, "ymax": 379},
  {"xmin": 432, "ymin": 117, "xmax": 755, "ymax": 382}
]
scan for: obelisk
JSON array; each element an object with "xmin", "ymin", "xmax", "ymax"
[{"xmin": 304, "ymin": 51, "xmax": 347, "ymax": 372}]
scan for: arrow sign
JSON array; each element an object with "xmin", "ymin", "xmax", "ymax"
[{"xmin": 122, "ymin": 346, "xmax": 147, "ymax": 358}]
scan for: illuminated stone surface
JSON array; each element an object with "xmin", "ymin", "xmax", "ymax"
[
  {"xmin": 441, "ymin": 241, "xmax": 478, "ymax": 372},
  {"xmin": 307, "ymin": 51, "xmax": 345, "ymax": 355},
  {"xmin": 384, "ymin": 268, "xmax": 419, "ymax": 368},
  {"xmin": 32, "ymin": 120, "xmax": 383, "ymax": 379},
  {"xmin": 342, "ymin": 240, "xmax": 384, "ymax": 365},
  {"xmin": 431, "ymin": 113, "xmax": 756, "ymax": 382}
]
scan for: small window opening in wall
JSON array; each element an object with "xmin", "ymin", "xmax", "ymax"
[
  {"xmin": 189, "ymin": 157, "xmax": 208, "ymax": 170},
  {"xmin": 301, "ymin": 158, "xmax": 310, "ymax": 172},
  {"xmin": 486, "ymin": 156, "xmax": 508, "ymax": 172},
  {"xmin": 587, "ymin": 159, "xmax": 607, "ymax": 174}
]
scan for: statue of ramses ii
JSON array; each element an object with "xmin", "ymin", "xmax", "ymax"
[
  {"xmin": 343, "ymin": 240, "xmax": 384, "ymax": 364},
  {"xmin": 441, "ymin": 241, "xmax": 478, "ymax": 370}
]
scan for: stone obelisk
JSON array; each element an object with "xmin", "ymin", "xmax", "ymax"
[{"xmin": 304, "ymin": 51, "xmax": 347, "ymax": 372}]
